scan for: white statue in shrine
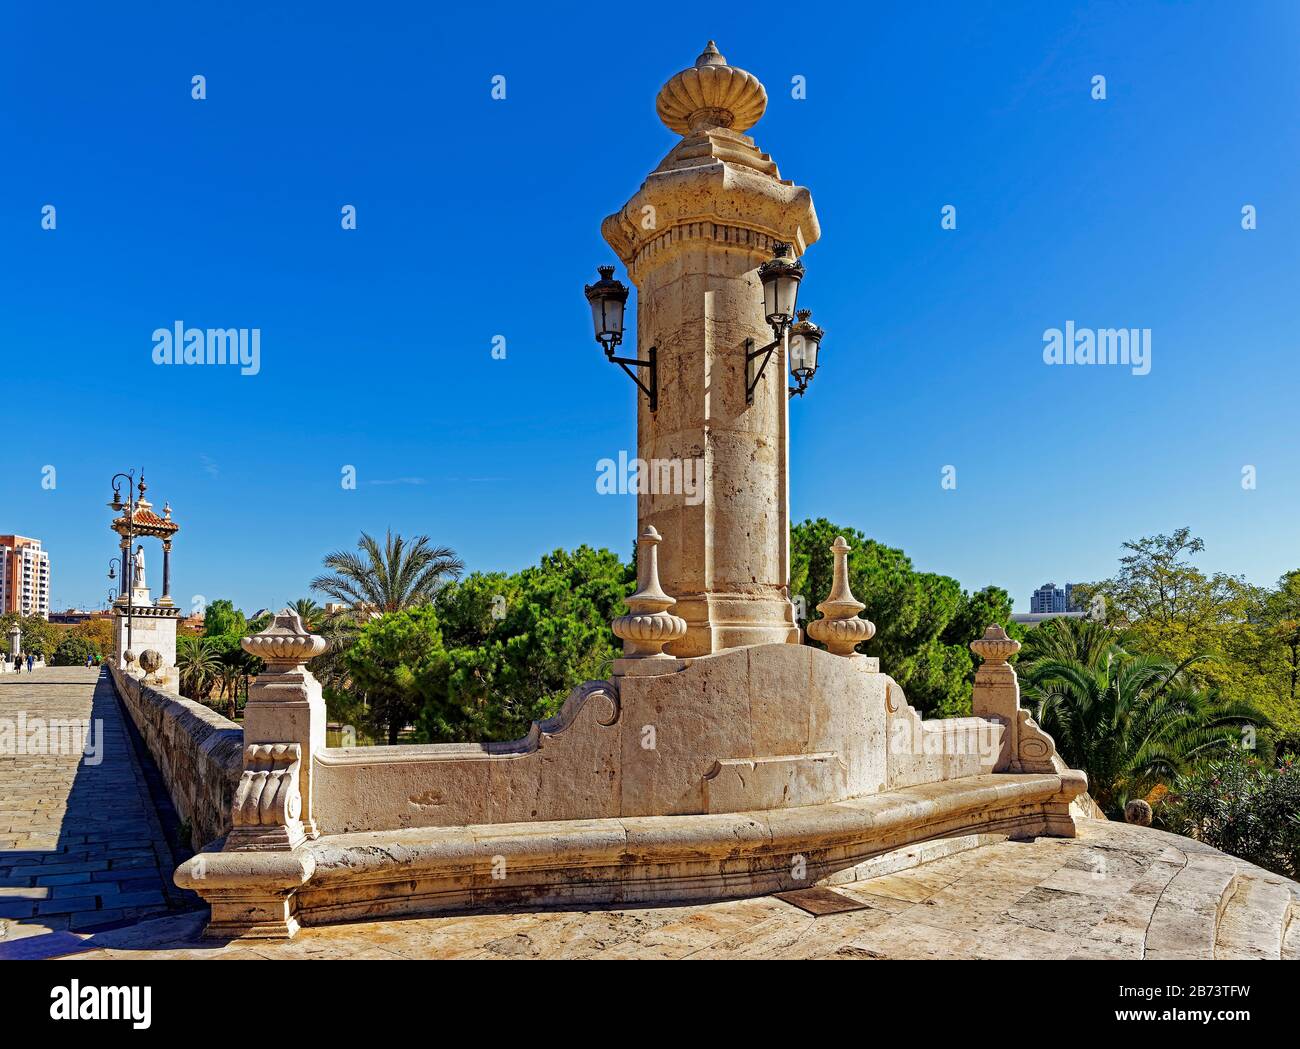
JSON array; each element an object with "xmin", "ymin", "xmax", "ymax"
[{"xmin": 133, "ymin": 544, "xmax": 147, "ymax": 590}]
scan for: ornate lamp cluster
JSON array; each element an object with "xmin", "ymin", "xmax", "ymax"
[
  {"xmin": 747, "ymin": 244, "xmax": 825, "ymax": 402},
  {"xmin": 584, "ymin": 241, "xmax": 825, "ymax": 410}
]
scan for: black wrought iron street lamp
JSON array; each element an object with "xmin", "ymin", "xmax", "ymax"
[
  {"xmin": 745, "ymin": 242, "xmax": 825, "ymax": 403},
  {"xmin": 585, "ymin": 265, "xmax": 657, "ymax": 412},
  {"xmin": 107, "ymin": 471, "xmax": 138, "ymax": 660},
  {"xmin": 787, "ymin": 309, "xmax": 824, "ymax": 397}
]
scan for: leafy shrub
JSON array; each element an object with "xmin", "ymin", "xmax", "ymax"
[{"xmin": 1162, "ymin": 749, "xmax": 1300, "ymax": 878}]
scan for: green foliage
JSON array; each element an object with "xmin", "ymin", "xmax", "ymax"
[
  {"xmin": 0, "ymin": 613, "xmax": 63, "ymax": 661},
  {"xmin": 52, "ymin": 633, "xmax": 99, "ymax": 666},
  {"xmin": 345, "ymin": 605, "xmax": 449, "ymax": 744},
  {"xmin": 428, "ymin": 546, "xmax": 633, "ymax": 741},
  {"xmin": 1023, "ymin": 653, "xmax": 1262, "ymax": 815},
  {"xmin": 1162, "ymin": 750, "xmax": 1300, "ymax": 879},
  {"xmin": 791, "ymin": 518, "xmax": 1015, "ymax": 717},
  {"xmin": 1073, "ymin": 531, "xmax": 1300, "ymax": 750},
  {"xmin": 176, "ymin": 635, "xmax": 221, "ymax": 702},
  {"xmin": 1016, "ymin": 616, "xmax": 1129, "ymax": 672},
  {"xmin": 202, "ymin": 599, "xmax": 247, "ymax": 638},
  {"xmin": 312, "ymin": 530, "xmax": 463, "ymax": 613}
]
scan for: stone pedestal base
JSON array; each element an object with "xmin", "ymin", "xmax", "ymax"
[
  {"xmin": 113, "ymin": 604, "xmax": 180, "ymax": 672},
  {"xmin": 175, "ymin": 848, "xmax": 315, "ymax": 940}
]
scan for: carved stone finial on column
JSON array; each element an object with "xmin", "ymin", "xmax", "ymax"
[
  {"xmin": 806, "ymin": 537, "xmax": 876, "ymax": 656},
  {"xmin": 241, "ymin": 609, "xmax": 328, "ymax": 671},
  {"xmin": 612, "ymin": 526, "xmax": 687, "ymax": 658},
  {"xmin": 970, "ymin": 623, "xmax": 1021, "ymax": 668},
  {"xmin": 970, "ymin": 623, "xmax": 1061, "ymax": 774}
]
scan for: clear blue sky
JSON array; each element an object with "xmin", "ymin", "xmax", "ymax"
[{"xmin": 2, "ymin": 1, "xmax": 1297, "ymax": 615}]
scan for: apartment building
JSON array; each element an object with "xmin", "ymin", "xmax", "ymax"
[{"xmin": 0, "ymin": 535, "xmax": 51, "ymax": 619}]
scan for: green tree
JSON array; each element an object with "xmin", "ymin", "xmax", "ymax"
[
  {"xmin": 1074, "ymin": 530, "xmax": 1297, "ymax": 749},
  {"xmin": 52, "ymin": 633, "xmax": 99, "ymax": 666},
  {"xmin": 1023, "ymin": 653, "xmax": 1261, "ymax": 815},
  {"xmin": 176, "ymin": 635, "xmax": 221, "ymax": 702},
  {"xmin": 1016, "ymin": 615, "xmax": 1129, "ymax": 672},
  {"xmin": 202, "ymin": 599, "xmax": 247, "ymax": 639},
  {"xmin": 1263, "ymin": 570, "xmax": 1300, "ymax": 705},
  {"xmin": 312, "ymin": 530, "xmax": 463, "ymax": 614},
  {"xmin": 287, "ymin": 597, "xmax": 325, "ymax": 632},
  {"xmin": 0, "ymin": 613, "xmax": 63, "ymax": 661},
  {"xmin": 1163, "ymin": 750, "xmax": 1300, "ymax": 879},
  {"xmin": 428, "ymin": 546, "xmax": 633, "ymax": 742},
  {"xmin": 345, "ymin": 605, "xmax": 450, "ymax": 744},
  {"xmin": 791, "ymin": 518, "xmax": 1015, "ymax": 717}
]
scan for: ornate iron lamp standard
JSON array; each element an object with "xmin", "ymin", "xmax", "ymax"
[{"xmin": 107, "ymin": 471, "xmax": 139, "ymax": 662}]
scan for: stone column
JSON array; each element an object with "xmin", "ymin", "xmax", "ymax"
[
  {"xmin": 159, "ymin": 540, "xmax": 173, "ymax": 606},
  {"xmin": 601, "ymin": 42, "xmax": 819, "ymax": 656},
  {"xmin": 970, "ymin": 625, "xmax": 1022, "ymax": 772}
]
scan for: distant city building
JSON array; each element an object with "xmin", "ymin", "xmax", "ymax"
[
  {"xmin": 49, "ymin": 609, "xmax": 112, "ymax": 625},
  {"xmin": 0, "ymin": 535, "xmax": 51, "ymax": 619},
  {"xmin": 1011, "ymin": 611, "xmax": 1087, "ymax": 628},
  {"xmin": 1029, "ymin": 581, "xmax": 1082, "ymax": 615}
]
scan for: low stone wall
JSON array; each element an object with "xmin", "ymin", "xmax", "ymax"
[{"xmin": 108, "ymin": 663, "xmax": 244, "ymax": 850}]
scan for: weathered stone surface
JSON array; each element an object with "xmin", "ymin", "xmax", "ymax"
[
  {"xmin": 108, "ymin": 663, "xmax": 242, "ymax": 850},
  {"xmin": 57, "ymin": 821, "xmax": 1300, "ymax": 960}
]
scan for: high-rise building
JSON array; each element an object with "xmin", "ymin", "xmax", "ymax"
[
  {"xmin": 0, "ymin": 535, "xmax": 51, "ymax": 619},
  {"xmin": 1029, "ymin": 581, "xmax": 1081, "ymax": 615}
]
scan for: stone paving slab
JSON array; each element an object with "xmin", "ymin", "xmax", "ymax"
[{"xmin": 0, "ymin": 667, "xmax": 182, "ymax": 953}]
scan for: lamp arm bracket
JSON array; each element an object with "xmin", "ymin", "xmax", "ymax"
[
  {"xmin": 604, "ymin": 345, "xmax": 658, "ymax": 412},
  {"xmin": 745, "ymin": 334, "xmax": 784, "ymax": 405}
]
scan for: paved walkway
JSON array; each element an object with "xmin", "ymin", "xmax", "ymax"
[{"xmin": 0, "ymin": 666, "xmax": 184, "ymax": 957}]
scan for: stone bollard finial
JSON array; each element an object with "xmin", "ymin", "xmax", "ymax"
[
  {"xmin": 241, "ymin": 608, "xmax": 327, "ymax": 668},
  {"xmin": 970, "ymin": 623, "xmax": 1021, "ymax": 666},
  {"xmin": 612, "ymin": 526, "xmax": 688, "ymax": 658},
  {"xmin": 807, "ymin": 537, "xmax": 876, "ymax": 656}
]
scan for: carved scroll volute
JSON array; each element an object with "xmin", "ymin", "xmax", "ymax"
[
  {"xmin": 229, "ymin": 743, "xmax": 305, "ymax": 851},
  {"xmin": 806, "ymin": 537, "xmax": 876, "ymax": 656}
]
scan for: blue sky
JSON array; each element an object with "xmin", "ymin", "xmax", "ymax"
[{"xmin": 2, "ymin": 1, "xmax": 1297, "ymax": 614}]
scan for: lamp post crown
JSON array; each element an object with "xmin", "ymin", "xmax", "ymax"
[{"xmin": 655, "ymin": 40, "xmax": 767, "ymax": 136}]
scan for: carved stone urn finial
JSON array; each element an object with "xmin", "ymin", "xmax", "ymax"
[
  {"xmin": 242, "ymin": 609, "xmax": 327, "ymax": 669},
  {"xmin": 806, "ymin": 537, "xmax": 876, "ymax": 656},
  {"xmin": 970, "ymin": 623, "xmax": 1021, "ymax": 666},
  {"xmin": 612, "ymin": 526, "xmax": 688, "ymax": 658},
  {"xmin": 655, "ymin": 41, "xmax": 768, "ymax": 136}
]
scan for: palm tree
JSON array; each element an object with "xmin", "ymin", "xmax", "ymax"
[
  {"xmin": 176, "ymin": 635, "xmax": 220, "ymax": 701},
  {"xmin": 288, "ymin": 597, "xmax": 325, "ymax": 632},
  {"xmin": 1023, "ymin": 653, "xmax": 1261, "ymax": 815},
  {"xmin": 310, "ymin": 530, "xmax": 463, "ymax": 614},
  {"xmin": 1017, "ymin": 615, "xmax": 1129, "ymax": 672}
]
